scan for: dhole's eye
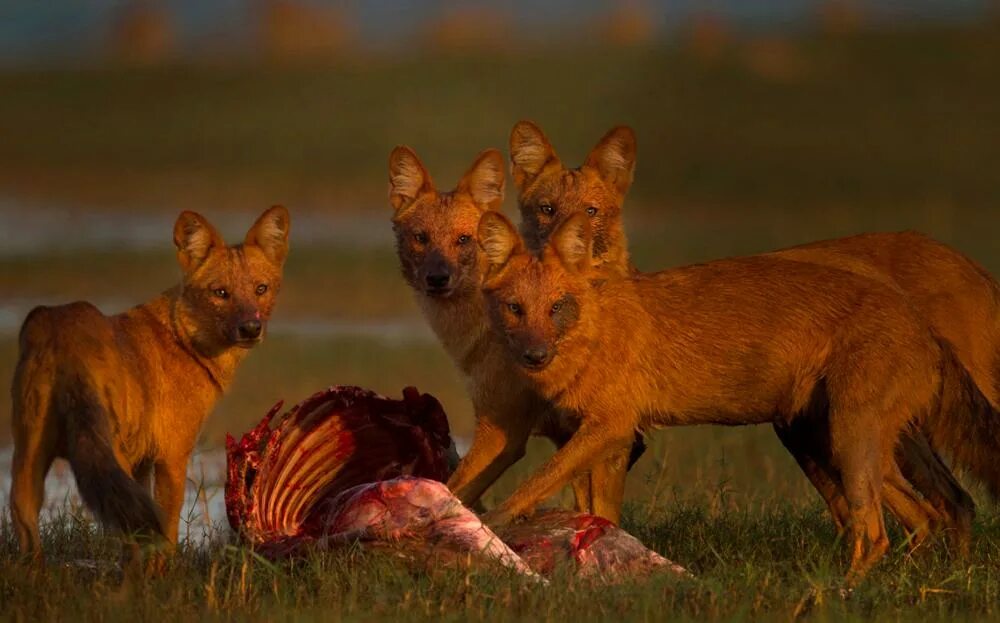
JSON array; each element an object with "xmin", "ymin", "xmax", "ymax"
[
  {"xmin": 255, "ymin": 284, "xmax": 269, "ymax": 296},
  {"xmin": 457, "ymin": 234, "xmax": 471, "ymax": 245},
  {"xmin": 213, "ymin": 288, "xmax": 230, "ymax": 300},
  {"xmin": 414, "ymin": 232, "xmax": 429, "ymax": 244},
  {"xmin": 550, "ymin": 301, "xmax": 563, "ymax": 314},
  {"xmin": 586, "ymin": 206, "xmax": 598, "ymax": 217},
  {"xmin": 507, "ymin": 302, "xmax": 522, "ymax": 315},
  {"xmin": 539, "ymin": 203, "xmax": 555, "ymax": 216}
]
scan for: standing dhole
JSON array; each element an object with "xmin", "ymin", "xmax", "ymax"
[
  {"xmin": 387, "ymin": 146, "xmax": 640, "ymax": 522},
  {"xmin": 508, "ymin": 119, "xmax": 979, "ymax": 548},
  {"xmin": 10, "ymin": 207, "xmax": 290, "ymax": 560},
  {"xmin": 477, "ymin": 210, "xmax": 1000, "ymax": 579}
]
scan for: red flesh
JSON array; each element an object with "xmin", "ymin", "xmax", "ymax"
[{"xmin": 224, "ymin": 385, "xmax": 687, "ymax": 581}]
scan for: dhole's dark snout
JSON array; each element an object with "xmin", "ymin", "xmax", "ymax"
[
  {"xmin": 422, "ymin": 254, "xmax": 454, "ymax": 296},
  {"xmin": 521, "ymin": 346, "xmax": 551, "ymax": 369},
  {"xmin": 238, "ymin": 319, "xmax": 262, "ymax": 341},
  {"xmin": 425, "ymin": 272, "xmax": 451, "ymax": 290}
]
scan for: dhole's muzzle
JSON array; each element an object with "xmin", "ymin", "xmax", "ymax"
[{"xmin": 419, "ymin": 251, "xmax": 457, "ymax": 298}]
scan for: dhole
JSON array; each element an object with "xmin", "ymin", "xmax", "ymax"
[
  {"xmin": 387, "ymin": 146, "xmax": 640, "ymax": 522},
  {"xmin": 10, "ymin": 207, "xmax": 290, "ymax": 560},
  {"xmin": 764, "ymin": 233, "xmax": 998, "ymax": 540},
  {"xmin": 477, "ymin": 210, "xmax": 1000, "ymax": 578},
  {"xmin": 508, "ymin": 119, "xmax": 978, "ymax": 547}
]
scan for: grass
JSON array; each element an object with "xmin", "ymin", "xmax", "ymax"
[{"xmin": 3, "ymin": 492, "xmax": 1000, "ymax": 621}]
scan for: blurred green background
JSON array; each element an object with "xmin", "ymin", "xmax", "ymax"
[{"xmin": 1, "ymin": 1, "xmax": 998, "ymax": 511}]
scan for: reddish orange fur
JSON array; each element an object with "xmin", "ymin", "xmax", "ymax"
[
  {"xmin": 769, "ymin": 234, "xmax": 1000, "ymax": 507},
  {"xmin": 510, "ymin": 121, "xmax": 983, "ymax": 548},
  {"xmin": 10, "ymin": 207, "xmax": 290, "ymax": 561},
  {"xmin": 479, "ymin": 210, "xmax": 989, "ymax": 578},
  {"xmin": 511, "ymin": 120, "xmax": 635, "ymax": 276},
  {"xmin": 388, "ymin": 146, "xmax": 634, "ymax": 522}
]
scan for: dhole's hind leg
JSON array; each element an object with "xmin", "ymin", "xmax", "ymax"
[
  {"xmin": 154, "ymin": 459, "xmax": 188, "ymax": 544},
  {"xmin": 777, "ymin": 420, "xmax": 945, "ymax": 547},
  {"xmin": 774, "ymin": 421, "xmax": 850, "ymax": 533},
  {"xmin": 895, "ymin": 430, "xmax": 974, "ymax": 552},
  {"xmin": 881, "ymin": 463, "xmax": 941, "ymax": 548},
  {"xmin": 10, "ymin": 417, "xmax": 56, "ymax": 560}
]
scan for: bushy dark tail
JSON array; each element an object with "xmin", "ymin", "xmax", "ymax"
[
  {"xmin": 67, "ymin": 393, "xmax": 165, "ymax": 539},
  {"xmin": 923, "ymin": 341, "xmax": 1000, "ymax": 500}
]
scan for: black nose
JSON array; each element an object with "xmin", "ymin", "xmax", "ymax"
[
  {"xmin": 238, "ymin": 319, "xmax": 262, "ymax": 340},
  {"xmin": 521, "ymin": 346, "xmax": 550, "ymax": 368},
  {"xmin": 426, "ymin": 273, "xmax": 451, "ymax": 290}
]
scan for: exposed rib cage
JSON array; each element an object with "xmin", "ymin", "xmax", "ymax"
[
  {"xmin": 224, "ymin": 384, "xmax": 687, "ymax": 581},
  {"xmin": 225, "ymin": 385, "xmax": 452, "ymax": 544}
]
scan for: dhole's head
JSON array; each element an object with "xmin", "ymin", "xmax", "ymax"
[
  {"xmin": 510, "ymin": 120, "xmax": 636, "ymax": 275},
  {"xmin": 389, "ymin": 146, "xmax": 505, "ymax": 300},
  {"xmin": 172, "ymin": 206, "xmax": 290, "ymax": 354},
  {"xmin": 478, "ymin": 211, "xmax": 597, "ymax": 375}
]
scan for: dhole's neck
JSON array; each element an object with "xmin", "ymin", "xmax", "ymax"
[
  {"xmin": 141, "ymin": 288, "xmax": 248, "ymax": 393},
  {"xmin": 595, "ymin": 253, "xmax": 636, "ymax": 280},
  {"xmin": 533, "ymin": 279, "xmax": 649, "ymax": 405},
  {"xmin": 414, "ymin": 287, "xmax": 493, "ymax": 375}
]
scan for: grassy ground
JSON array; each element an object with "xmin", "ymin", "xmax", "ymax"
[{"xmin": 2, "ymin": 497, "xmax": 1000, "ymax": 621}]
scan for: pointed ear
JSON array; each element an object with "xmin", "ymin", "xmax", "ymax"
[
  {"xmin": 551, "ymin": 213, "xmax": 593, "ymax": 273},
  {"xmin": 509, "ymin": 120, "xmax": 560, "ymax": 190},
  {"xmin": 477, "ymin": 211, "xmax": 523, "ymax": 270},
  {"xmin": 456, "ymin": 148, "xmax": 505, "ymax": 211},
  {"xmin": 174, "ymin": 211, "xmax": 225, "ymax": 274},
  {"xmin": 245, "ymin": 205, "xmax": 291, "ymax": 266},
  {"xmin": 389, "ymin": 146, "xmax": 434, "ymax": 212},
  {"xmin": 584, "ymin": 125, "xmax": 637, "ymax": 197}
]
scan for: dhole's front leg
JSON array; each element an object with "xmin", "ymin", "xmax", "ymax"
[
  {"xmin": 561, "ymin": 443, "xmax": 630, "ymax": 523},
  {"xmin": 154, "ymin": 458, "xmax": 188, "ymax": 544},
  {"xmin": 587, "ymin": 445, "xmax": 631, "ymax": 524},
  {"xmin": 568, "ymin": 473, "xmax": 593, "ymax": 514},
  {"xmin": 447, "ymin": 398, "xmax": 535, "ymax": 507},
  {"xmin": 576, "ymin": 433, "xmax": 644, "ymax": 522},
  {"xmin": 544, "ymin": 423, "xmax": 596, "ymax": 516},
  {"xmin": 484, "ymin": 418, "xmax": 635, "ymax": 526}
]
